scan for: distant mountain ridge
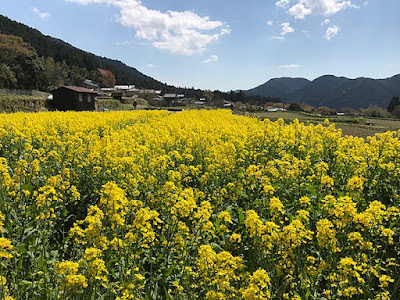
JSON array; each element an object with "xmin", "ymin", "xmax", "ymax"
[
  {"xmin": 0, "ymin": 14, "xmax": 165, "ymax": 89},
  {"xmin": 247, "ymin": 74, "xmax": 400, "ymax": 109}
]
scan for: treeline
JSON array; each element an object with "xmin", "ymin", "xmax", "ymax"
[
  {"xmin": 167, "ymin": 88, "xmax": 281, "ymax": 105},
  {"xmin": 0, "ymin": 34, "xmax": 116, "ymax": 91}
]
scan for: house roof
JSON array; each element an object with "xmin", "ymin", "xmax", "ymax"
[
  {"xmin": 115, "ymin": 85, "xmax": 135, "ymax": 90},
  {"xmin": 164, "ymin": 94, "xmax": 177, "ymax": 98},
  {"xmin": 83, "ymin": 81, "xmax": 99, "ymax": 88},
  {"xmin": 58, "ymin": 86, "xmax": 98, "ymax": 94}
]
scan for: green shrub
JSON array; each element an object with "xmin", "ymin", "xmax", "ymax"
[
  {"xmin": 0, "ymin": 95, "xmax": 48, "ymax": 113},
  {"xmin": 97, "ymin": 98, "xmax": 123, "ymax": 111},
  {"xmin": 363, "ymin": 105, "xmax": 390, "ymax": 118}
]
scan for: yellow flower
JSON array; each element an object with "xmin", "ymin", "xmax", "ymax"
[
  {"xmin": 55, "ymin": 261, "xmax": 79, "ymax": 275},
  {"xmin": 299, "ymin": 196, "xmax": 311, "ymax": 206},
  {"xmin": 245, "ymin": 210, "xmax": 265, "ymax": 238},
  {"xmin": 242, "ymin": 269, "xmax": 271, "ymax": 299},
  {"xmin": 0, "ymin": 237, "xmax": 13, "ymax": 259},
  {"xmin": 0, "ymin": 211, "xmax": 4, "ymax": 232},
  {"xmin": 269, "ymin": 197, "xmax": 284, "ymax": 214},
  {"xmin": 316, "ymin": 219, "xmax": 339, "ymax": 252},
  {"xmin": 65, "ymin": 274, "xmax": 88, "ymax": 288},
  {"xmin": 217, "ymin": 211, "xmax": 233, "ymax": 224},
  {"xmin": 229, "ymin": 233, "xmax": 242, "ymax": 243},
  {"xmin": 379, "ymin": 275, "xmax": 394, "ymax": 288}
]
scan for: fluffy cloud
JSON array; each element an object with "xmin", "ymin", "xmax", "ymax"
[
  {"xmin": 203, "ymin": 55, "xmax": 218, "ymax": 63},
  {"xmin": 271, "ymin": 22, "xmax": 295, "ymax": 40},
  {"xmin": 266, "ymin": 20, "xmax": 273, "ymax": 26},
  {"xmin": 288, "ymin": 3, "xmax": 312, "ymax": 19},
  {"xmin": 66, "ymin": 0, "xmax": 229, "ymax": 55},
  {"xmin": 33, "ymin": 8, "xmax": 51, "ymax": 19},
  {"xmin": 276, "ymin": 0, "xmax": 358, "ymax": 19},
  {"xmin": 324, "ymin": 25, "xmax": 340, "ymax": 40},
  {"xmin": 281, "ymin": 22, "xmax": 295, "ymax": 36}
]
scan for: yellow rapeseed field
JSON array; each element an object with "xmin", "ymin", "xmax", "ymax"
[{"xmin": 0, "ymin": 110, "xmax": 399, "ymax": 299}]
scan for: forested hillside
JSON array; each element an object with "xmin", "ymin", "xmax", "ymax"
[{"xmin": 247, "ymin": 74, "xmax": 400, "ymax": 109}]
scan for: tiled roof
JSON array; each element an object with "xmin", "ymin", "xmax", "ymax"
[{"xmin": 62, "ymin": 86, "xmax": 98, "ymax": 93}]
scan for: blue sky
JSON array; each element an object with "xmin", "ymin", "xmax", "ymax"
[{"xmin": 1, "ymin": 0, "xmax": 399, "ymax": 91}]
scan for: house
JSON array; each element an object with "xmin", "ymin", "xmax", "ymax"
[
  {"xmin": 223, "ymin": 100, "xmax": 234, "ymax": 108},
  {"xmin": 194, "ymin": 97, "xmax": 206, "ymax": 105},
  {"xmin": 82, "ymin": 79, "xmax": 100, "ymax": 91},
  {"xmin": 163, "ymin": 93, "xmax": 177, "ymax": 106},
  {"xmin": 114, "ymin": 85, "xmax": 135, "ymax": 91},
  {"xmin": 52, "ymin": 86, "xmax": 98, "ymax": 111},
  {"xmin": 101, "ymin": 87, "xmax": 115, "ymax": 93},
  {"xmin": 267, "ymin": 107, "xmax": 286, "ymax": 112},
  {"xmin": 125, "ymin": 87, "xmax": 140, "ymax": 97}
]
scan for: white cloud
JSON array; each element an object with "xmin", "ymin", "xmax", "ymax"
[
  {"xmin": 276, "ymin": 0, "xmax": 288, "ymax": 8},
  {"xmin": 146, "ymin": 64, "xmax": 155, "ymax": 68},
  {"xmin": 66, "ymin": 0, "xmax": 230, "ymax": 55},
  {"xmin": 324, "ymin": 25, "xmax": 340, "ymax": 40},
  {"xmin": 277, "ymin": 0, "xmax": 359, "ymax": 19},
  {"xmin": 321, "ymin": 19, "xmax": 330, "ymax": 25},
  {"xmin": 271, "ymin": 36, "xmax": 285, "ymax": 40},
  {"xmin": 276, "ymin": 0, "xmax": 291, "ymax": 8},
  {"xmin": 33, "ymin": 8, "xmax": 50, "ymax": 19},
  {"xmin": 288, "ymin": 3, "xmax": 312, "ymax": 19},
  {"xmin": 203, "ymin": 55, "xmax": 218, "ymax": 63},
  {"xmin": 266, "ymin": 20, "xmax": 273, "ymax": 26},
  {"xmin": 280, "ymin": 22, "xmax": 295, "ymax": 36},
  {"xmin": 278, "ymin": 64, "xmax": 301, "ymax": 68}
]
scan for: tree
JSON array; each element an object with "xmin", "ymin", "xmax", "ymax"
[
  {"xmin": 340, "ymin": 107, "xmax": 358, "ymax": 116},
  {"xmin": 288, "ymin": 102, "xmax": 303, "ymax": 111},
  {"xmin": 0, "ymin": 34, "xmax": 43, "ymax": 89},
  {"xmin": 316, "ymin": 106, "xmax": 335, "ymax": 116},
  {"xmin": 40, "ymin": 57, "xmax": 69, "ymax": 91},
  {"xmin": 96, "ymin": 68, "xmax": 116, "ymax": 88},
  {"xmin": 363, "ymin": 105, "xmax": 389, "ymax": 118},
  {"xmin": 0, "ymin": 63, "xmax": 17, "ymax": 88},
  {"xmin": 387, "ymin": 96, "xmax": 400, "ymax": 113},
  {"xmin": 392, "ymin": 105, "xmax": 400, "ymax": 118}
]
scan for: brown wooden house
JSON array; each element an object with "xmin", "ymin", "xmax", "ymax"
[{"xmin": 52, "ymin": 86, "xmax": 98, "ymax": 111}]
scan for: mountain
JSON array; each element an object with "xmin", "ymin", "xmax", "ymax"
[
  {"xmin": 246, "ymin": 74, "xmax": 400, "ymax": 110},
  {"xmin": 380, "ymin": 74, "xmax": 400, "ymax": 96},
  {"xmin": 247, "ymin": 77, "xmax": 310, "ymax": 99},
  {"xmin": 0, "ymin": 15, "xmax": 164, "ymax": 89}
]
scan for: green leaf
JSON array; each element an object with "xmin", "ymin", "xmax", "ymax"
[{"xmin": 163, "ymin": 262, "xmax": 177, "ymax": 279}]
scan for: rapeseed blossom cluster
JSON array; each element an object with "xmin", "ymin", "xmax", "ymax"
[{"xmin": 0, "ymin": 110, "xmax": 399, "ymax": 299}]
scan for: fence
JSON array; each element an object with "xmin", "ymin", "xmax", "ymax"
[{"xmin": 0, "ymin": 89, "xmax": 50, "ymax": 98}]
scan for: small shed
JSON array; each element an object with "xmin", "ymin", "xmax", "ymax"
[
  {"xmin": 52, "ymin": 86, "xmax": 98, "ymax": 111},
  {"xmin": 111, "ymin": 91, "xmax": 124, "ymax": 101}
]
